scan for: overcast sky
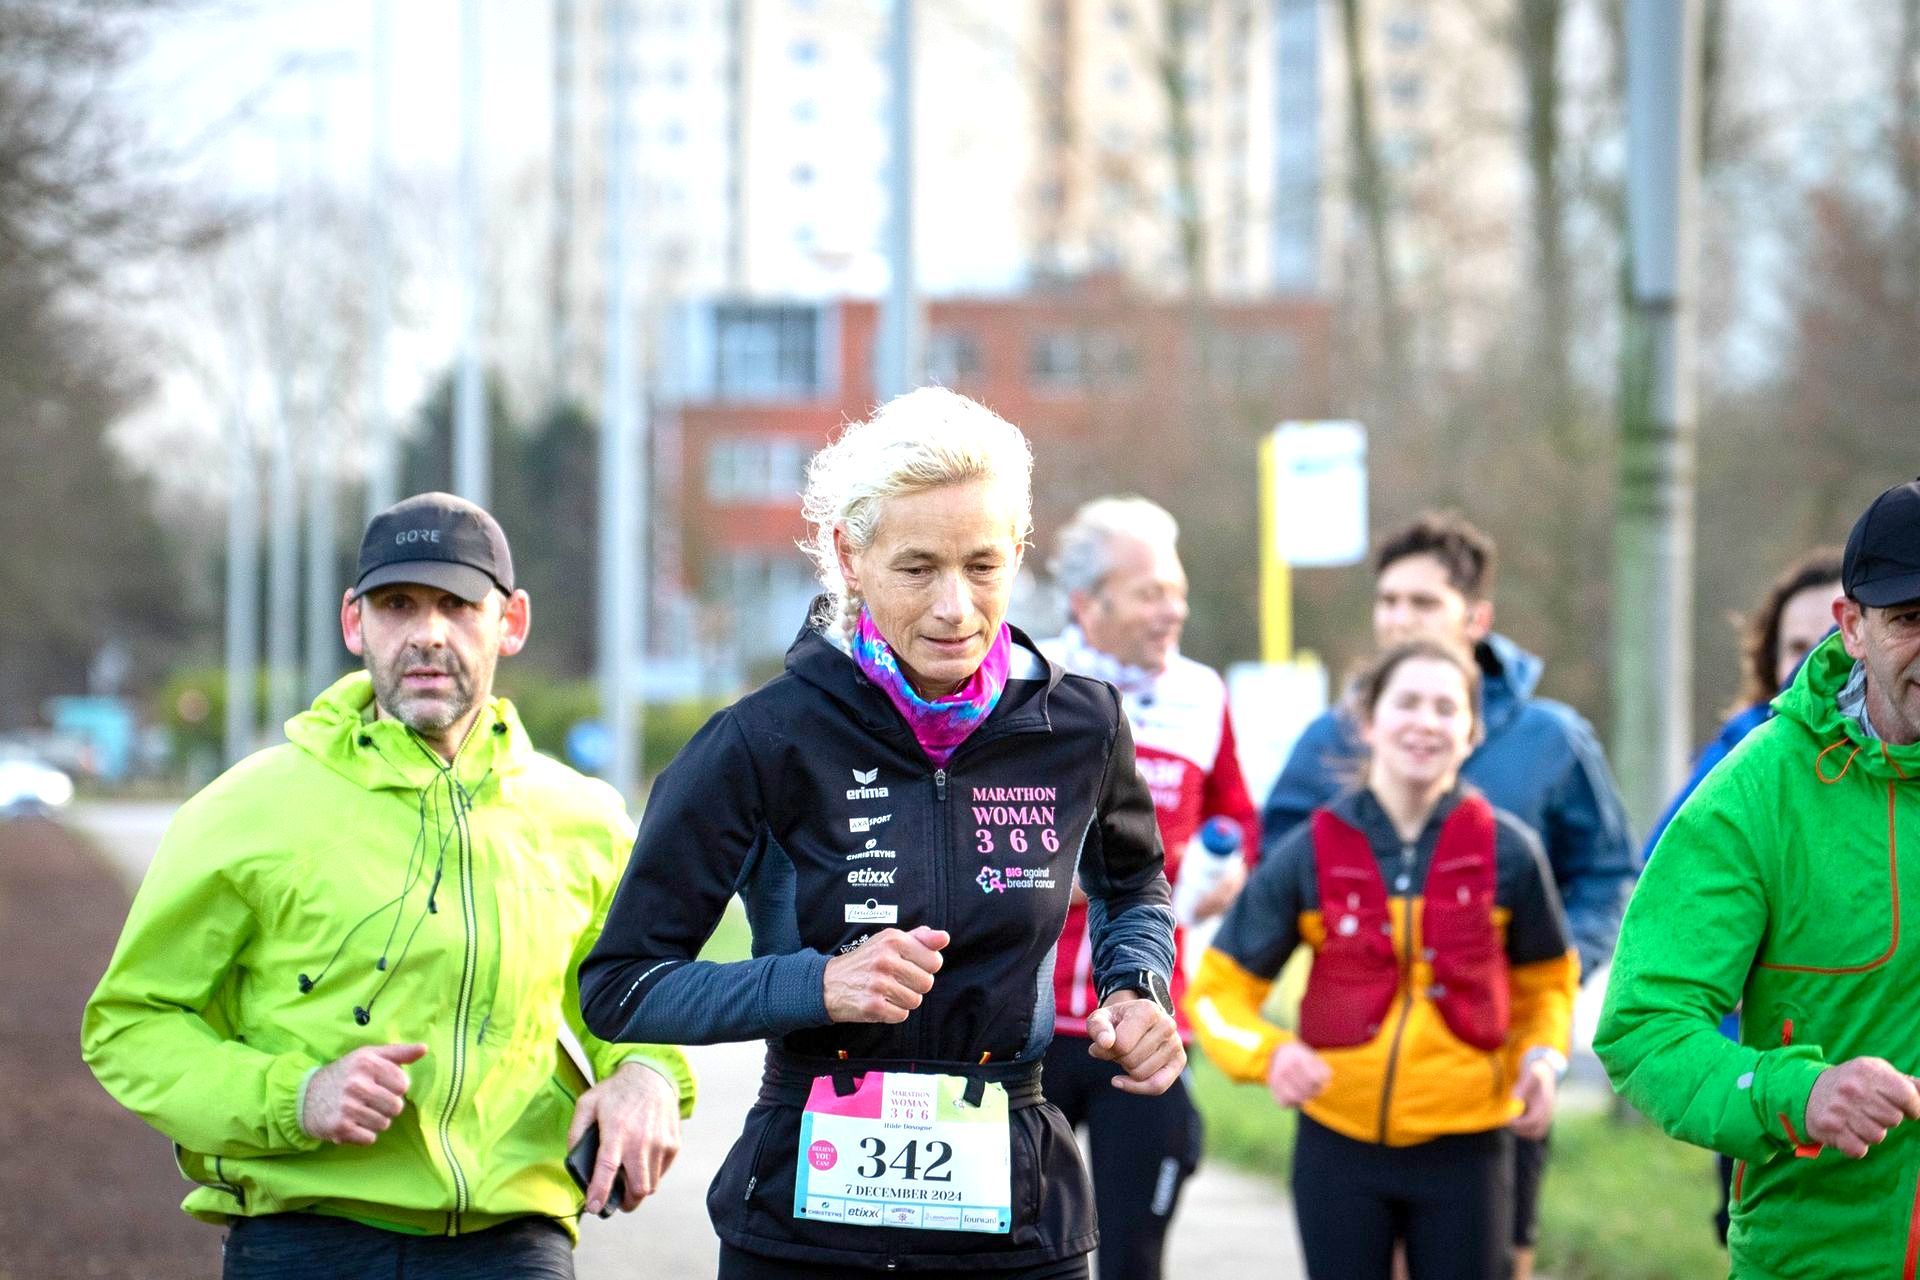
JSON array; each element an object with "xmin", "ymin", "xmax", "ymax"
[
  {"xmin": 110, "ymin": 2, "xmax": 564, "ymax": 507},
  {"xmin": 123, "ymin": 1, "xmax": 551, "ymax": 198}
]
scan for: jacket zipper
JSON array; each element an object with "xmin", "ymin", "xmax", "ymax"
[
  {"xmin": 1375, "ymin": 842, "xmax": 1418, "ymax": 1144},
  {"xmin": 925, "ymin": 766, "xmax": 950, "ymax": 1062},
  {"xmin": 741, "ymin": 1110, "xmax": 777, "ymax": 1202},
  {"xmin": 436, "ymin": 784, "xmax": 479, "ymax": 1231},
  {"xmin": 925, "ymin": 721, "xmax": 1048, "ymax": 1062}
]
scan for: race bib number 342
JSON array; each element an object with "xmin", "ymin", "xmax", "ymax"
[{"xmin": 792, "ymin": 1071, "xmax": 1012, "ymax": 1234}]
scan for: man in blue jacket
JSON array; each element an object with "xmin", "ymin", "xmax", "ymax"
[{"xmin": 1263, "ymin": 511, "xmax": 1635, "ymax": 1280}]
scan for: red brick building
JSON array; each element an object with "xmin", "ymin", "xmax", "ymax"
[{"xmin": 660, "ymin": 282, "xmax": 1334, "ymax": 660}]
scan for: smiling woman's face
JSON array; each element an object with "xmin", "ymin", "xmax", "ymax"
[
  {"xmin": 1361, "ymin": 655, "xmax": 1477, "ymax": 793},
  {"xmin": 837, "ymin": 480, "xmax": 1023, "ymax": 698}
]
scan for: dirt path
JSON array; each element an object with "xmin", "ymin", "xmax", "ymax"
[{"xmin": 0, "ymin": 815, "xmax": 223, "ymax": 1278}]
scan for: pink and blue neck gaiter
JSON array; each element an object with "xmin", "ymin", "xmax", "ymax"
[{"xmin": 851, "ymin": 608, "xmax": 1012, "ymax": 767}]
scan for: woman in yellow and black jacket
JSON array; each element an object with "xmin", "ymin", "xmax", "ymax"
[{"xmin": 1187, "ymin": 639, "xmax": 1578, "ymax": 1280}]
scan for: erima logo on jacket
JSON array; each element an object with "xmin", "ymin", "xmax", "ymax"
[{"xmin": 846, "ymin": 767, "xmax": 888, "ymax": 800}]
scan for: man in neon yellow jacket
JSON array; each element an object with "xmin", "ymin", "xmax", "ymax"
[
  {"xmin": 83, "ymin": 493, "xmax": 693, "ymax": 1278},
  {"xmin": 1597, "ymin": 477, "xmax": 1920, "ymax": 1279}
]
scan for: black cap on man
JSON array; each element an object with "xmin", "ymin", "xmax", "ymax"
[
  {"xmin": 351, "ymin": 492, "xmax": 515, "ymax": 603},
  {"xmin": 1843, "ymin": 477, "xmax": 1920, "ymax": 608}
]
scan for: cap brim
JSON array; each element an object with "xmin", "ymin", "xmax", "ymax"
[
  {"xmin": 351, "ymin": 560, "xmax": 498, "ymax": 604},
  {"xmin": 1851, "ymin": 570, "xmax": 1920, "ymax": 608}
]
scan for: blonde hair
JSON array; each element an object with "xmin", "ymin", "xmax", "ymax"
[{"xmin": 800, "ymin": 387, "xmax": 1034, "ymax": 635}]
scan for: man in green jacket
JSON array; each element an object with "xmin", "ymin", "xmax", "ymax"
[
  {"xmin": 1597, "ymin": 476, "xmax": 1920, "ymax": 1279},
  {"xmin": 83, "ymin": 493, "xmax": 694, "ymax": 1278}
]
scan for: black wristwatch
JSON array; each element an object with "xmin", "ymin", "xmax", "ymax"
[{"xmin": 1100, "ymin": 969, "xmax": 1174, "ymax": 1019}]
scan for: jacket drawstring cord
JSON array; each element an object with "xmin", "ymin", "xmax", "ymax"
[
  {"xmin": 1814, "ymin": 738, "xmax": 1864, "ymax": 784},
  {"xmin": 353, "ymin": 767, "xmax": 459, "ymax": 1026},
  {"xmin": 346, "ymin": 732, "xmax": 497, "ymax": 1026},
  {"xmin": 371, "ymin": 789, "xmax": 436, "ymax": 964},
  {"xmin": 295, "ymin": 787, "xmax": 437, "ymax": 999},
  {"xmin": 300, "ymin": 729, "xmax": 456, "ymax": 1021}
]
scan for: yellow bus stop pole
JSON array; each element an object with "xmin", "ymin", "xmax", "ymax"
[{"xmin": 1259, "ymin": 432, "xmax": 1292, "ymax": 664}]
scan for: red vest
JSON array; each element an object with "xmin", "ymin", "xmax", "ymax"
[{"xmin": 1297, "ymin": 795, "xmax": 1509, "ymax": 1052}]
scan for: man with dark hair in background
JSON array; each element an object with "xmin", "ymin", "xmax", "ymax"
[{"xmin": 1263, "ymin": 512, "xmax": 1635, "ymax": 1279}]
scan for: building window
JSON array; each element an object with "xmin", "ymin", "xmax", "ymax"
[
  {"xmin": 1203, "ymin": 329, "xmax": 1302, "ymax": 392},
  {"xmin": 791, "ymin": 39, "xmax": 819, "ymax": 65},
  {"xmin": 1386, "ymin": 72, "xmax": 1423, "ymax": 109},
  {"xmin": 1386, "ymin": 13, "xmax": 1428, "ymax": 49},
  {"xmin": 1028, "ymin": 331, "xmax": 1138, "ymax": 392},
  {"xmin": 792, "ymin": 162, "xmax": 815, "ymax": 186},
  {"xmin": 925, "ymin": 329, "xmax": 983, "ymax": 386},
  {"xmin": 713, "ymin": 303, "xmax": 823, "ymax": 398},
  {"xmin": 706, "ymin": 436, "xmax": 810, "ymax": 503},
  {"xmin": 1028, "ymin": 333, "xmax": 1080, "ymax": 389},
  {"xmin": 711, "ymin": 549, "xmax": 820, "ymax": 657}
]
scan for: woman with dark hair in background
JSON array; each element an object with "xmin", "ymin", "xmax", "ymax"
[
  {"xmin": 1638, "ymin": 547, "xmax": 1843, "ymax": 1245},
  {"xmin": 1185, "ymin": 640, "xmax": 1578, "ymax": 1280}
]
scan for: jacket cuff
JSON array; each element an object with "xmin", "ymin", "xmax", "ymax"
[
  {"xmin": 1752, "ymin": 1045, "xmax": 1831, "ymax": 1154},
  {"xmin": 764, "ymin": 949, "xmax": 832, "ymax": 1034},
  {"xmin": 615, "ymin": 1048, "xmax": 698, "ymax": 1119},
  {"xmin": 271, "ymin": 1054, "xmax": 328, "ymax": 1152}
]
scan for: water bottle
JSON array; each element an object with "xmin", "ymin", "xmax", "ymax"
[{"xmin": 1173, "ymin": 816, "xmax": 1244, "ymax": 927}]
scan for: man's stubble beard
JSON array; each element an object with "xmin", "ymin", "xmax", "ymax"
[{"xmin": 370, "ymin": 646, "xmax": 484, "ymax": 738}]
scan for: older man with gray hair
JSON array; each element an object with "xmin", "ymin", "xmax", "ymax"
[{"xmin": 1039, "ymin": 495, "xmax": 1260, "ymax": 1280}]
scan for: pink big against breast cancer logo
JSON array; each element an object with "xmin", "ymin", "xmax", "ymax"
[{"xmin": 809, "ymin": 1140, "xmax": 838, "ymax": 1170}]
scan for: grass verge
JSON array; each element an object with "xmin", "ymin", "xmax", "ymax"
[
  {"xmin": 697, "ymin": 900, "xmax": 753, "ymax": 962},
  {"xmin": 1188, "ymin": 1056, "xmax": 1726, "ymax": 1279}
]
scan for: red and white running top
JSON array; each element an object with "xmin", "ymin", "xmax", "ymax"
[{"xmin": 1039, "ymin": 634, "xmax": 1260, "ymax": 1040}]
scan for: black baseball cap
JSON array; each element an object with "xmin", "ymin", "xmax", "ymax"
[
  {"xmin": 351, "ymin": 492, "xmax": 515, "ymax": 603},
  {"xmin": 1842, "ymin": 477, "xmax": 1920, "ymax": 607}
]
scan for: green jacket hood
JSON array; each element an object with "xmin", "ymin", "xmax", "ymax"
[
  {"xmin": 285, "ymin": 672, "xmax": 534, "ymax": 793},
  {"xmin": 1772, "ymin": 632, "xmax": 1920, "ymax": 782}
]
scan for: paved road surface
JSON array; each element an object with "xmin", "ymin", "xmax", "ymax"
[{"xmin": 69, "ymin": 800, "xmax": 1306, "ymax": 1278}]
